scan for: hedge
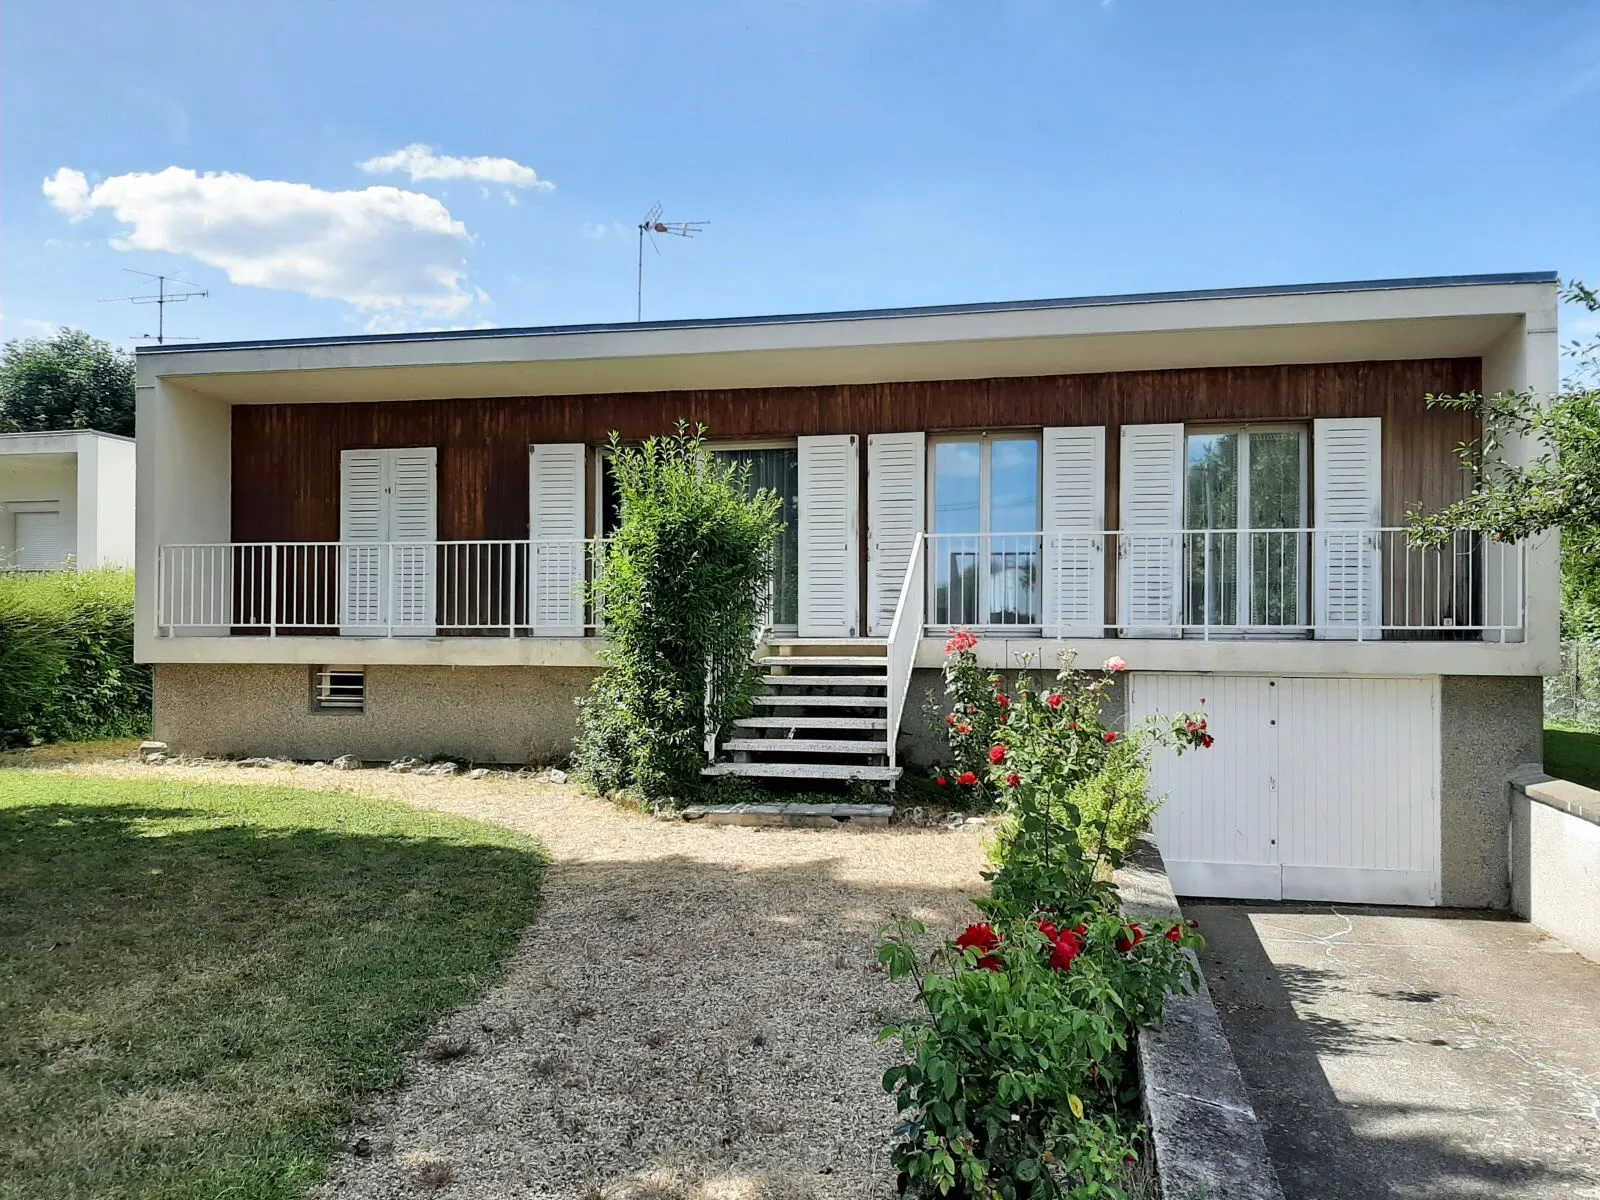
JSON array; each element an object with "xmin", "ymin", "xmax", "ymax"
[{"xmin": 0, "ymin": 569, "xmax": 150, "ymax": 747}]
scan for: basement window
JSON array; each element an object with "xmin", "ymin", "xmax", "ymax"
[{"xmin": 312, "ymin": 666, "xmax": 366, "ymax": 714}]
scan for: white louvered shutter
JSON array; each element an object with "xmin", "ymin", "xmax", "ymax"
[
  {"xmin": 1313, "ymin": 417, "xmax": 1382, "ymax": 640},
  {"xmin": 797, "ymin": 434, "xmax": 860, "ymax": 637},
  {"xmin": 1118, "ymin": 423, "xmax": 1184, "ymax": 638},
  {"xmin": 529, "ymin": 443, "xmax": 587, "ymax": 636},
  {"xmin": 866, "ymin": 432, "xmax": 925, "ymax": 636},
  {"xmin": 1041, "ymin": 427, "xmax": 1106, "ymax": 638},
  {"xmin": 340, "ymin": 450, "xmax": 387, "ymax": 635},
  {"xmin": 387, "ymin": 448, "xmax": 438, "ymax": 636}
]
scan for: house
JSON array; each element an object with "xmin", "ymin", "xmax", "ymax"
[
  {"xmin": 135, "ymin": 271, "xmax": 1559, "ymax": 910},
  {"xmin": 0, "ymin": 429, "xmax": 136, "ymax": 571}
]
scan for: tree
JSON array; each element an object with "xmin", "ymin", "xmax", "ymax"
[
  {"xmin": 0, "ymin": 329, "xmax": 136, "ymax": 437},
  {"xmin": 1408, "ymin": 281, "xmax": 1600, "ymax": 637}
]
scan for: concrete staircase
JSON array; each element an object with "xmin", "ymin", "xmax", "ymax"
[{"xmin": 701, "ymin": 638, "xmax": 901, "ymax": 785}]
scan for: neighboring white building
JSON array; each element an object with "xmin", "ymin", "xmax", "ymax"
[{"xmin": 0, "ymin": 430, "xmax": 137, "ymax": 571}]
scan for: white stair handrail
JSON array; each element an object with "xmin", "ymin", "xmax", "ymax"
[{"xmin": 883, "ymin": 532, "xmax": 926, "ymax": 771}]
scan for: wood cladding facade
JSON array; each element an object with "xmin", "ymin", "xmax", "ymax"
[{"xmin": 231, "ymin": 358, "xmax": 1482, "ymax": 543}]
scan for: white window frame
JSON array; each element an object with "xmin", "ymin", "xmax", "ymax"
[
  {"xmin": 926, "ymin": 431, "xmax": 1045, "ymax": 630},
  {"xmin": 1182, "ymin": 423, "xmax": 1309, "ymax": 635}
]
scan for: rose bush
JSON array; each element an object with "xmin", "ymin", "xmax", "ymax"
[{"xmin": 881, "ymin": 636, "xmax": 1212, "ymax": 1198}]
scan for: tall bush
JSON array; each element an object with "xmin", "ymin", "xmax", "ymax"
[
  {"xmin": 0, "ymin": 569, "xmax": 150, "ymax": 747},
  {"xmin": 573, "ymin": 425, "xmax": 781, "ymax": 803}
]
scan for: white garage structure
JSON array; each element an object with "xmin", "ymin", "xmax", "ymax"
[
  {"xmin": 0, "ymin": 430, "xmax": 137, "ymax": 571},
  {"xmin": 1134, "ymin": 674, "xmax": 1442, "ymax": 906}
]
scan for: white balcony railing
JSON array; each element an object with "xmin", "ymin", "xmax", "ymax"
[
  {"xmin": 923, "ymin": 528, "xmax": 1525, "ymax": 640},
  {"xmin": 156, "ymin": 540, "xmax": 607, "ymax": 637}
]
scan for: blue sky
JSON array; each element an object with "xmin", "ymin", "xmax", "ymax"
[{"xmin": 3, "ymin": 0, "xmax": 1598, "ymax": 347}]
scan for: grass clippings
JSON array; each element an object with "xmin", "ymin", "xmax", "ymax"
[{"xmin": 0, "ymin": 771, "xmax": 545, "ymax": 1199}]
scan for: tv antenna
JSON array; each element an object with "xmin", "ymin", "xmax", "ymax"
[
  {"xmin": 100, "ymin": 269, "xmax": 209, "ymax": 343},
  {"xmin": 636, "ymin": 202, "xmax": 707, "ymax": 321}
]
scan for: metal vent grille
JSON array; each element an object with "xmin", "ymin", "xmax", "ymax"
[{"xmin": 313, "ymin": 666, "xmax": 365, "ymax": 713}]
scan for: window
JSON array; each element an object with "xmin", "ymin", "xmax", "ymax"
[
  {"xmin": 929, "ymin": 434, "xmax": 1042, "ymax": 627},
  {"xmin": 1183, "ymin": 426, "xmax": 1306, "ymax": 630},
  {"xmin": 600, "ymin": 443, "xmax": 801, "ymax": 631},
  {"xmin": 312, "ymin": 666, "xmax": 366, "ymax": 713}
]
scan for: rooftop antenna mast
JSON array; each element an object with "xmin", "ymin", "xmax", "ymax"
[
  {"xmin": 636, "ymin": 203, "xmax": 707, "ymax": 321},
  {"xmin": 100, "ymin": 269, "xmax": 209, "ymax": 344}
]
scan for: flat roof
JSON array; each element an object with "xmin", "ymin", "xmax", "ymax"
[
  {"xmin": 138, "ymin": 271, "xmax": 1558, "ymax": 357},
  {"xmin": 0, "ymin": 429, "xmax": 135, "ymax": 445}
]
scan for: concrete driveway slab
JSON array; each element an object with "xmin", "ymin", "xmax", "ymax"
[{"xmin": 1188, "ymin": 902, "xmax": 1600, "ymax": 1200}]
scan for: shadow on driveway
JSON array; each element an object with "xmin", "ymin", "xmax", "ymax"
[{"xmin": 1186, "ymin": 901, "xmax": 1600, "ymax": 1200}]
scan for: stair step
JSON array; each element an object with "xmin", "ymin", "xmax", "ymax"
[
  {"xmin": 733, "ymin": 715, "xmax": 888, "ymax": 731},
  {"xmin": 759, "ymin": 655, "xmax": 886, "ymax": 667},
  {"xmin": 721, "ymin": 738, "xmax": 886, "ymax": 755},
  {"xmin": 681, "ymin": 802, "xmax": 893, "ymax": 828},
  {"xmin": 751, "ymin": 694, "xmax": 888, "ymax": 708},
  {"xmin": 761, "ymin": 674, "xmax": 886, "ymax": 687},
  {"xmin": 700, "ymin": 762, "xmax": 902, "ymax": 782}
]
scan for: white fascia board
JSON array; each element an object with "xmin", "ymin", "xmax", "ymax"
[
  {"xmin": 917, "ymin": 637, "xmax": 1555, "ymax": 678},
  {"xmin": 138, "ymin": 279, "xmax": 1556, "ymax": 401}
]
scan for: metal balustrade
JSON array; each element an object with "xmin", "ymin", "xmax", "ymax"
[
  {"xmin": 156, "ymin": 540, "xmax": 607, "ymax": 636},
  {"xmin": 156, "ymin": 529, "xmax": 1525, "ymax": 642},
  {"xmin": 921, "ymin": 528, "xmax": 1525, "ymax": 640}
]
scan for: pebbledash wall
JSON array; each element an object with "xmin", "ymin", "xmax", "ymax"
[{"xmin": 154, "ymin": 665, "xmax": 596, "ymax": 764}]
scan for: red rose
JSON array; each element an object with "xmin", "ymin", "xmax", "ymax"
[
  {"xmin": 988, "ymin": 745, "xmax": 1006, "ymax": 765},
  {"xmin": 1103, "ymin": 731, "xmax": 1118, "ymax": 744},
  {"xmin": 955, "ymin": 922, "xmax": 999, "ymax": 953},
  {"xmin": 1116, "ymin": 923, "xmax": 1145, "ymax": 953},
  {"xmin": 996, "ymin": 694, "xmax": 1010, "ymax": 708},
  {"xmin": 1006, "ymin": 772, "xmax": 1021, "ymax": 788},
  {"xmin": 1047, "ymin": 693, "xmax": 1063, "ymax": 710},
  {"xmin": 957, "ymin": 771, "xmax": 978, "ymax": 786},
  {"xmin": 975, "ymin": 954, "xmax": 1002, "ymax": 971},
  {"xmin": 1165, "ymin": 925, "xmax": 1183, "ymax": 944},
  {"xmin": 935, "ymin": 776, "xmax": 948, "ymax": 787},
  {"xmin": 1037, "ymin": 919, "xmax": 1059, "ymax": 941},
  {"xmin": 957, "ymin": 723, "xmax": 971, "ymax": 735},
  {"xmin": 946, "ymin": 713, "xmax": 956, "ymax": 727},
  {"xmin": 1202, "ymin": 734, "xmax": 1214, "ymax": 749},
  {"xmin": 1048, "ymin": 929, "xmax": 1085, "ymax": 972}
]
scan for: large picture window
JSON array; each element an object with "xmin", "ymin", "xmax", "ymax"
[
  {"xmin": 929, "ymin": 434, "xmax": 1042, "ymax": 627},
  {"xmin": 1183, "ymin": 426, "xmax": 1307, "ymax": 631}
]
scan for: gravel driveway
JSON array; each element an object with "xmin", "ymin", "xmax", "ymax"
[{"xmin": 81, "ymin": 761, "xmax": 987, "ymax": 1199}]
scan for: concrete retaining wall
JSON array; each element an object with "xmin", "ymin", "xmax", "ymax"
[
  {"xmin": 1117, "ymin": 841, "xmax": 1285, "ymax": 1200},
  {"xmin": 154, "ymin": 663, "xmax": 597, "ymax": 764},
  {"xmin": 1510, "ymin": 766, "xmax": 1600, "ymax": 964}
]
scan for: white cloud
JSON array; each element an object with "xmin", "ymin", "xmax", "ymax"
[
  {"xmin": 42, "ymin": 166, "xmax": 479, "ymax": 318},
  {"xmin": 359, "ymin": 144, "xmax": 554, "ymax": 191},
  {"xmin": 582, "ymin": 221, "xmax": 629, "ymax": 241}
]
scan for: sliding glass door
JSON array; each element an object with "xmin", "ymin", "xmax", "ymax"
[{"xmin": 929, "ymin": 435, "xmax": 1041, "ymax": 627}]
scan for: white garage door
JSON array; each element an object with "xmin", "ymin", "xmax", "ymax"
[{"xmin": 1132, "ymin": 674, "xmax": 1441, "ymax": 906}]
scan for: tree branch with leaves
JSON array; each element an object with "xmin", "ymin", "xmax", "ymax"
[{"xmin": 1407, "ymin": 281, "xmax": 1600, "ymax": 637}]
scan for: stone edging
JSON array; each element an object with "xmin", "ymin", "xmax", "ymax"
[
  {"xmin": 1116, "ymin": 841, "xmax": 1286, "ymax": 1200},
  {"xmin": 1509, "ymin": 763, "xmax": 1600, "ymax": 828}
]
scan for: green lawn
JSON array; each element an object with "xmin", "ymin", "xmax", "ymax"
[
  {"xmin": 0, "ymin": 772, "xmax": 545, "ymax": 1200},
  {"xmin": 1544, "ymin": 723, "xmax": 1600, "ymax": 792}
]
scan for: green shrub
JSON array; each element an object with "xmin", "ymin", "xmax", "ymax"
[
  {"xmin": 573, "ymin": 425, "xmax": 781, "ymax": 804},
  {"xmin": 0, "ymin": 569, "xmax": 149, "ymax": 747}
]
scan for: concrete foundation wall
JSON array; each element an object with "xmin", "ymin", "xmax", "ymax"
[
  {"xmin": 154, "ymin": 664, "xmax": 598, "ymax": 764},
  {"xmin": 1439, "ymin": 675, "xmax": 1545, "ymax": 908},
  {"xmin": 1510, "ymin": 770, "xmax": 1600, "ymax": 964}
]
